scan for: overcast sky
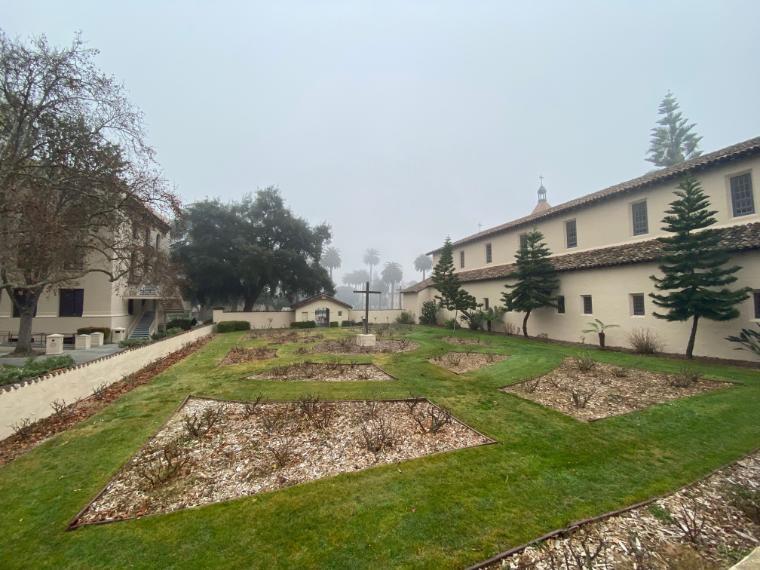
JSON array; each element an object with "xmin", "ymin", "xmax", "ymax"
[{"xmin": 4, "ymin": 1, "xmax": 760, "ymax": 287}]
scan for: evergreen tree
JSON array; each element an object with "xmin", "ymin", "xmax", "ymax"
[
  {"xmin": 431, "ymin": 237, "xmax": 477, "ymax": 327},
  {"xmin": 646, "ymin": 91, "xmax": 702, "ymax": 167},
  {"xmin": 501, "ymin": 229, "xmax": 559, "ymax": 337},
  {"xmin": 650, "ymin": 176, "xmax": 750, "ymax": 358}
]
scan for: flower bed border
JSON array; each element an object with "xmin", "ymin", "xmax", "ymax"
[{"xmin": 67, "ymin": 394, "xmax": 496, "ymax": 531}]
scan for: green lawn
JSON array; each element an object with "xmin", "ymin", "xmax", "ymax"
[{"xmin": 0, "ymin": 326, "xmax": 758, "ymax": 569}]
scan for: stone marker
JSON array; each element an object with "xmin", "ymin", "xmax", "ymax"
[
  {"xmin": 356, "ymin": 333, "xmax": 377, "ymax": 347},
  {"xmin": 112, "ymin": 328, "xmax": 126, "ymax": 343},
  {"xmin": 46, "ymin": 333, "xmax": 64, "ymax": 355},
  {"xmin": 75, "ymin": 334, "xmax": 91, "ymax": 350},
  {"xmin": 90, "ymin": 332, "xmax": 105, "ymax": 347}
]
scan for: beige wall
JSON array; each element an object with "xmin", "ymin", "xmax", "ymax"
[
  {"xmin": 348, "ymin": 309, "xmax": 406, "ymax": 324},
  {"xmin": 433, "ymin": 157, "xmax": 760, "ymax": 272},
  {"xmin": 295, "ymin": 300, "xmax": 351, "ymax": 323},
  {"xmin": 213, "ymin": 309, "xmax": 294, "ymax": 329},
  {"xmin": 213, "ymin": 307, "xmax": 407, "ymax": 328},
  {"xmin": 404, "ymin": 250, "xmax": 760, "ymax": 362}
]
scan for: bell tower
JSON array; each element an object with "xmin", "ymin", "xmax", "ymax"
[{"xmin": 532, "ymin": 176, "xmax": 551, "ymax": 214}]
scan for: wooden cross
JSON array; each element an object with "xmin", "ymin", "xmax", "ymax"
[{"xmin": 353, "ymin": 281, "xmax": 381, "ymax": 334}]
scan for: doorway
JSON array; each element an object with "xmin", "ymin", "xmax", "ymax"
[{"xmin": 314, "ymin": 307, "xmax": 330, "ymax": 327}]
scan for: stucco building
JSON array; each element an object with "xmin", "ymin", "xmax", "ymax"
[
  {"xmin": 0, "ymin": 212, "xmax": 184, "ymax": 344},
  {"xmin": 402, "ymin": 137, "xmax": 760, "ymax": 361}
]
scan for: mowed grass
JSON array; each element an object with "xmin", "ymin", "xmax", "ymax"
[{"xmin": 0, "ymin": 326, "xmax": 758, "ymax": 569}]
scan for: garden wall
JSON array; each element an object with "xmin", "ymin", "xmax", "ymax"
[
  {"xmin": 0, "ymin": 325, "xmax": 213, "ymax": 440},
  {"xmin": 212, "ymin": 308, "xmax": 406, "ymax": 328}
]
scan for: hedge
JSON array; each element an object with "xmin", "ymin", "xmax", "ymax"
[
  {"xmin": 216, "ymin": 321, "xmax": 251, "ymax": 333},
  {"xmin": 166, "ymin": 318, "xmax": 196, "ymax": 331},
  {"xmin": 290, "ymin": 321, "xmax": 316, "ymax": 329}
]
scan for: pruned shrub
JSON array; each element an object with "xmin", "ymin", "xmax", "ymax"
[
  {"xmin": 574, "ymin": 352, "xmax": 596, "ymax": 372},
  {"xmin": 419, "ymin": 301, "xmax": 438, "ymax": 326},
  {"xmin": 571, "ymin": 388, "xmax": 596, "ymax": 408},
  {"xmin": 10, "ymin": 417, "xmax": 33, "ymax": 439},
  {"xmin": 359, "ymin": 415, "xmax": 397, "ymax": 454},
  {"xmin": 166, "ymin": 318, "xmax": 196, "ymax": 331},
  {"xmin": 611, "ymin": 367, "xmax": 629, "ymax": 378},
  {"xmin": 50, "ymin": 398, "xmax": 69, "ymax": 419},
  {"xmin": 216, "ymin": 320, "xmax": 251, "ymax": 333},
  {"xmin": 242, "ymin": 394, "xmax": 265, "ymax": 418},
  {"xmin": 726, "ymin": 483, "xmax": 760, "ymax": 524},
  {"xmin": 183, "ymin": 406, "xmax": 225, "ymax": 438},
  {"xmin": 267, "ymin": 438, "xmax": 296, "ymax": 468},
  {"xmin": 119, "ymin": 338, "xmax": 151, "ymax": 348},
  {"xmin": 671, "ymin": 367, "xmax": 702, "ymax": 388},
  {"xmin": 135, "ymin": 439, "xmax": 190, "ymax": 488},
  {"xmin": 296, "ymin": 394, "xmax": 335, "ymax": 429},
  {"xmin": 260, "ymin": 407, "xmax": 288, "ymax": 435},
  {"xmin": 91, "ymin": 382, "xmax": 108, "ymax": 400},
  {"xmin": 628, "ymin": 328, "xmax": 664, "ymax": 354},
  {"xmin": 290, "ymin": 321, "xmax": 316, "ymax": 329},
  {"xmin": 396, "ymin": 311, "xmax": 415, "ymax": 325},
  {"xmin": 672, "ymin": 495, "xmax": 707, "ymax": 544},
  {"xmin": 411, "ymin": 405, "xmax": 452, "ymax": 434}
]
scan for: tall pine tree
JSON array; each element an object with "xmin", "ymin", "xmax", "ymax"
[
  {"xmin": 650, "ymin": 175, "xmax": 749, "ymax": 358},
  {"xmin": 431, "ymin": 237, "xmax": 477, "ymax": 328},
  {"xmin": 502, "ymin": 229, "xmax": 559, "ymax": 337},
  {"xmin": 646, "ymin": 91, "xmax": 702, "ymax": 167}
]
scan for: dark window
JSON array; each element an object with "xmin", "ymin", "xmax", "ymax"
[
  {"xmin": 632, "ymin": 201, "xmax": 648, "ymax": 235},
  {"xmin": 483, "ymin": 298, "xmax": 490, "ymax": 310},
  {"xmin": 631, "ymin": 293, "xmax": 645, "ymax": 316},
  {"xmin": 565, "ymin": 220, "xmax": 578, "ymax": 248},
  {"xmin": 12, "ymin": 289, "xmax": 37, "ymax": 318},
  {"xmin": 59, "ymin": 288, "xmax": 84, "ymax": 317},
  {"xmin": 754, "ymin": 291, "xmax": 760, "ymax": 319},
  {"xmin": 730, "ymin": 173, "xmax": 755, "ymax": 217},
  {"xmin": 582, "ymin": 295, "xmax": 593, "ymax": 315},
  {"xmin": 485, "ymin": 243, "xmax": 492, "ymax": 263},
  {"xmin": 557, "ymin": 295, "xmax": 565, "ymax": 314},
  {"xmin": 459, "ymin": 250, "xmax": 465, "ymax": 268},
  {"xmin": 519, "ymin": 233, "xmax": 528, "ymax": 250},
  {"xmin": 155, "ymin": 233, "xmax": 162, "ymax": 250}
]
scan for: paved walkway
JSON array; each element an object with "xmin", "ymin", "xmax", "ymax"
[
  {"xmin": 0, "ymin": 344, "xmax": 123, "ymax": 366},
  {"xmin": 731, "ymin": 547, "xmax": 760, "ymax": 569}
]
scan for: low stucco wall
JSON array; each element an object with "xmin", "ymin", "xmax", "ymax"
[
  {"xmin": 212, "ymin": 308, "xmax": 407, "ymax": 328},
  {"xmin": 213, "ymin": 309, "xmax": 294, "ymax": 329},
  {"xmin": 0, "ymin": 325, "xmax": 213, "ymax": 440}
]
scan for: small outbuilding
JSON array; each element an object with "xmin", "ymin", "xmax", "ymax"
[{"xmin": 290, "ymin": 294, "xmax": 353, "ymax": 326}]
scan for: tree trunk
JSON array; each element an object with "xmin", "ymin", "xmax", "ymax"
[
  {"xmin": 390, "ymin": 283, "xmax": 395, "ymax": 309},
  {"xmin": 13, "ymin": 304, "xmax": 36, "ymax": 356},
  {"xmin": 522, "ymin": 310, "xmax": 531, "ymax": 337},
  {"xmin": 686, "ymin": 315, "xmax": 700, "ymax": 359},
  {"xmin": 243, "ymin": 296, "xmax": 255, "ymax": 312},
  {"xmin": 599, "ymin": 332, "xmax": 606, "ymax": 348}
]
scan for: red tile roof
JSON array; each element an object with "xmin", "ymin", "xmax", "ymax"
[
  {"xmin": 427, "ymin": 136, "xmax": 760, "ymax": 255},
  {"xmin": 290, "ymin": 294, "xmax": 353, "ymax": 310},
  {"xmin": 404, "ymin": 222, "xmax": 760, "ymax": 293}
]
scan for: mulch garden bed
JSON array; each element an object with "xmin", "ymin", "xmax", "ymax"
[
  {"xmin": 248, "ymin": 361, "xmax": 394, "ymax": 382},
  {"xmin": 501, "ymin": 357, "xmax": 729, "ymax": 421},
  {"xmin": 249, "ymin": 330, "xmax": 324, "ymax": 344},
  {"xmin": 70, "ymin": 396, "xmax": 493, "ymax": 527},
  {"xmin": 0, "ymin": 336, "xmax": 212, "ymax": 467},
  {"xmin": 312, "ymin": 337, "xmax": 419, "ymax": 354},
  {"xmin": 482, "ymin": 450, "xmax": 760, "ymax": 569},
  {"xmin": 220, "ymin": 346, "xmax": 277, "ymax": 365},
  {"xmin": 429, "ymin": 352, "xmax": 507, "ymax": 374}
]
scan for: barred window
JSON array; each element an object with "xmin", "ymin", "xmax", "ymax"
[
  {"xmin": 730, "ymin": 173, "xmax": 755, "ymax": 217},
  {"xmin": 459, "ymin": 250, "xmax": 465, "ymax": 268},
  {"xmin": 632, "ymin": 201, "xmax": 648, "ymax": 235},
  {"xmin": 485, "ymin": 243, "xmax": 492, "ymax": 263},
  {"xmin": 557, "ymin": 295, "xmax": 565, "ymax": 314},
  {"xmin": 565, "ymin": 220, "xmax": 577, "ymax": 248},
  {"xmin": 631, "ymin": 293, "xmax": 645, "ymax": 316},
  {"xmin": 519, "ymin": 233, "xmax": 528, "ymax": 250},
  {"xmin": 582, "ymin": 295, "xmax": 593, "ymax": 315}
]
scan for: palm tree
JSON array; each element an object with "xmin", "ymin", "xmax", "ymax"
[
  {"xmin": 381, "ymin": 261, "xmax": 403, "ymax": 309},
  {"xmin": 321, "ymin": 247, "xmax": 341, "ymax": 280},
  {"xmin": 363, "ymin": 248, "xmax": 380, "ymax": 283},
  {"xmin": 414, "ymin": 254, "xmax": 433, "ymax": 281}
]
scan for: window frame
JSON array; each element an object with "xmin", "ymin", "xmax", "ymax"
[
  {"xmin": 754, "ymin": 290, "xmax": 760, "ymax": 320},
  {"xmin": 483, "ymin": 297, "xmax": 490, "ymax": 310},
  {"xmin": 556, "ymin": 295, "xmax": 565, "ymax": 314},
  {"xmin": 58, "ymin": 288, "xmax": 84, "ymax": 317},
  {"xmin": 519, "ymin": 233, "xmax": 528, "ymax": 250},
  {"xmin": 630, "ymin": 293, "xmax": 646, "ymax": 316},
  {"xmin": 459, "ymin": 250, "xmax": 465, "ymax": 269},
  {"xmin": 728, "ymin": 171, "xmax": 756, "ymax": 218},
  {"xmin": 485, "ymin": 242, "xmax": 492, "ymax": 264},
  {"xmin": 631, "ymin": 200, "xmax": 649, "ymax": 236},
  {"xmin": 581, "ymin": 294, "xmax": 593, "ymax": 315},
  {"xmin": 565, "ymin": 219, "xmax": 578, "ymax": 249}
]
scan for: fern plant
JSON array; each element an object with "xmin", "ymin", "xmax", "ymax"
[{"xmin": 582, "ymin": 319, "xmax": 619, "ymax": 348}]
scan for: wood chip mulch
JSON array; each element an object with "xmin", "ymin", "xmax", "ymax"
[
  {"xmin": 312, "ymin": 338, "xmax": 419, "ymax": 354},
  {"xmin": 70, "ymin": 396, "xmax": 492, "ymax": 527},
  {"xmin": 0, "ymin": 336, "xmax": 212, "ymax": 467},
  {"xmin": 489, "ymin": 451, "xmax": 760, "ymax": 569},
  {"xmin": 429, "ymin": 352, "xmax": 507, "ymax": 374},
  {"xmin": 248, "ymin": 361, "xmax": 394, "ymax": 382},
  {"xmin": 502, "ymin": 357, "xmax": 729, "ymax": 421},
  {"xmin": 220, "ymin": 346, "xmax": 277, "ymax": 365},
  {"xmin": 443, "ymin": 337, "xmax": 488, "ymax": 346}
]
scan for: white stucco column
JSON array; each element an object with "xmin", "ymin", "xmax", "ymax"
[{"xmin": 46, "ymin": 334, "xmax": 64, "ymax": 355}]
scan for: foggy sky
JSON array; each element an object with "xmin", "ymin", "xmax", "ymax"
[{"xmin": 4, "ymin": 1, "xmax": 760, "ymax": 288}]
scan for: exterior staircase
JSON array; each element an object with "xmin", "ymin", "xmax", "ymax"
[{"xmin": 129, "ymin": 311, "xmax": 155, "ymax": 340}]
